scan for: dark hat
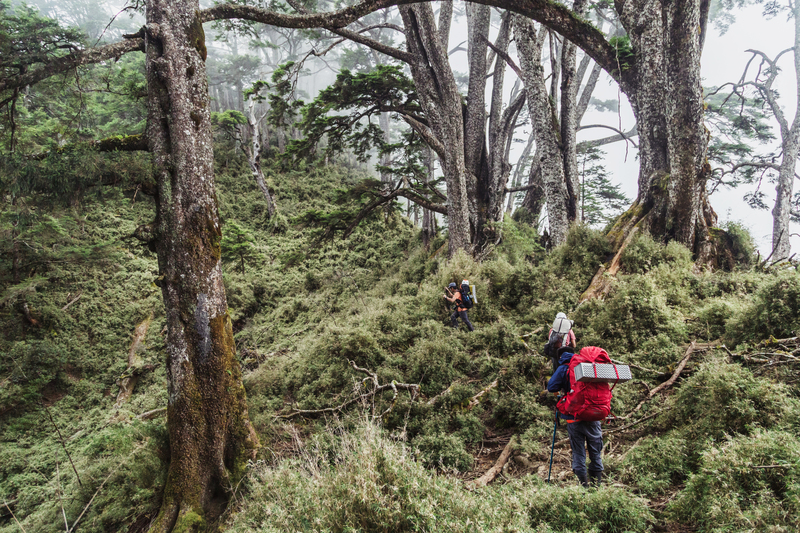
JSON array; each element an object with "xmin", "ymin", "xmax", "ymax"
[
  {"xmin": 557, "ymin": 346, "xmax": 575, "ymax": 357},
  {"xmin": 448, "ymin": 282, "xmax": 457, "ymax": 288}
]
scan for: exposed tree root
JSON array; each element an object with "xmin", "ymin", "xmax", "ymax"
[
  {"xmin": 469, "ymin": 436, "xmax": 516, "ymax": 489},
  {"xmin": 278, "ymin": 360, "xmax": 419, "ymax": 420},
  {"xmin": 580, "ymin": 225, "xmax": 640, "ymax": 303}
]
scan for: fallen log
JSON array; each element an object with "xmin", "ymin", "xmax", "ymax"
[
  {"xmin": 469, "ymin": 436, "xmax": 516, "ymax": 489},
  {"xmin": 114, "ymin": 314, "xmax": 153, "ymax": 410}
]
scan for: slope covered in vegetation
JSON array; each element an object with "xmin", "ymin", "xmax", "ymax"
[{"xmin": 1, "ymin": 160, "xmax": 799, "ymax": 533}]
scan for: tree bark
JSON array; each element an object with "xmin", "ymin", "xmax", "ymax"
[
  {"xmin": 513, "ymin": 15, "xmax": 570, "ymax": 245},
  {"xmin": 244, "ymin": 96, "xmax": 277, "ymax": 217},
  {"xmin": 400, "ymin": 4, "xmax": 472, "ymax": 256},
  {"xmin": 558, "ymin": 0, "xmax": 588, "ymax": 222},
  {"xmin": 766, "ymin": 2, "xmax": 800, "ymax": 261},
  {"xmin": 143, "ymin": 1, "xmax": 258, "ymax": 531}
]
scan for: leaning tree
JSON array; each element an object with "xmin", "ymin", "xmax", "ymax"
[{"xmin": 0, "ymin": 0, "xmax": 729, "ymax": 529}]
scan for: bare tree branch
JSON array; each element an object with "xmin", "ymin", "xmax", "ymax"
[{"xmin": 577, "ymin": 123, "xmax": 639, "ymax": 147}]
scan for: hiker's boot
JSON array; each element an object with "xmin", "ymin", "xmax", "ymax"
[
  {"xmin": 576, "ymin": 472, "xmax": 589, "ymax": 488},
  {"xmin": 589, "ymin": 471, "xmax": 602, "ymax": 488}
]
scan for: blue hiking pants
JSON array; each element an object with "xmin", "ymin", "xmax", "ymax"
[
  {"xmin": 566, "ymin": 420, "xmax": 604, "ymax": 478},
  {"xmin": 450, "ymin": 310, "xmax": 474, "ymax": 331}
]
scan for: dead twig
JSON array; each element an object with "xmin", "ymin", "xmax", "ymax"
[
  {"xmin": 68, "ymin": 467, "xmax": 115, "ymax": 533},
  {"xmin": 43, "ymin": 403, "xmax": 82, "ymax": 487},
  {"xmin": 137, "ymin": 407, "xmax": 166, "ymax": 420},
  {"xmin": 467, "ymin": 379, "xmax": 499, "ymax": 410},
  {"xmin": 616, "ymin": 436, "xmax": 643, "ymax": 464},
  {"xmin": 606, "ymin": 408, "xmax": 670, "ymax": 433},
  {"xmin": 61, "ymin": 292, "xmax": 82, "ymax": 311},
  {"xmin": 3, "ymin": 500, "xmax": 25, "ymax": 533},
  {"xmin": 611, "ymin": 359, "xmax": 661, "ymax": 375},
  {"xmin": 56, "ymin": 463, "xmax": 69, "ymax": 532},
  {"xmin": 519, "ymin": 326, "xmax": 544, "ymax": 338}
]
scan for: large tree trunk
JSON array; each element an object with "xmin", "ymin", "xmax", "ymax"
[
  {"xmin": 558, "ymin": 0, "xmax": 587, "ymax": 222},
  {"xmin": 609, "ymin": 0, "xmax": 715, "ymax": 262},
  {"xmin": 144, "ymin": 1, "xmax": 258, "ymax": 530},
  {"xmin": 400, "ymin": 4, "xmax": 472, "ymax": 256},
  {"xmin": 513, "ymin": 15, "xmax": 571, "ymax": 245},
  {"xmin": 769, "ymin": 1, "xmax": 800, "ymax": 261}
]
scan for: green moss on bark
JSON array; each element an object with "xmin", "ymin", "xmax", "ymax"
[{"xmin": 188, "ymin": 12, "xmax": 207, "ymax": 61}]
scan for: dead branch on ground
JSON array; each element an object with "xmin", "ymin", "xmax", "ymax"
[
  {"xmin": 621, "ymin": 341, "xmax": 698, "ymax": 419},
  {"xmin": 3, "ymin": 500, "xmax": 25, "ymax": 533},
  {"xmin": 137, "ymin": 407, "xmax": 166, "ymax": 420},
  {"xmin": 278, "ymin": 360, "xmax": 419, "ymax": 420},
  {"xmin": 606, "ymin": 408, "xmax": 670, "ymax": 434},
  {"xmin": 611, "ymin": 359, "xmax": 662, "ymax": 375},
  {"xmin": 467, "ymin": 377, "xmax": 500, "ymax": 410},
  {"xmin": 113, "ymin": 315, "xmax": 153, "ymax": 412},
  {"xmin": 469, "ymin": 436, "xmax": 516, "ymax": 488},
  {"xmin": 61, "ymin": 292, "xmax": 82, "ymax": 311}
]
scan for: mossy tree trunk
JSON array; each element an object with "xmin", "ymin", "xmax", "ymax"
[
  {"xmin": 614, "ymin": 0, "xmax": 717, "ymax": 264},
  {"xmin": 143, "ymin": 0, "xmax": 258, "ymax": 531}
]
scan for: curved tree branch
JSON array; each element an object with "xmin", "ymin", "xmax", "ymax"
[
  {"xmin": 284, "ymin": 0, "xmax": 415, "ymax": 63},
  {"xmin": 0, "ymin": 38, "xmax": 144, "ymax": 94},
  {"xmin": 343, "ymin": 186, "xmax": 446, "ymax": 238},
  {"xmin": 201, "ymin": 0, "xmax": 623, "ymax": 83}
]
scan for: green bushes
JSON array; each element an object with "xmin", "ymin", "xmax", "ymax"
[
  {"xmin": 225, "ymin": 423, "xmax": 652, "ymax": 533},
  {"xmin": 617, "ymin": 433, "xmax": 690, "ymax": 497},
  {"xmin": 726, "ymin": 271, "xmax": 800, "ymax": 345},
  {"xmin": 670, "ymin": 429, "xmax": 800, "ymax": 532},
  {"xmin": 528, "ymin": 484, "xmax": 653, "ymax": 533},
  {"xmin": 666, "ymin": 358, "xmax": 797, "ymax": 444}
]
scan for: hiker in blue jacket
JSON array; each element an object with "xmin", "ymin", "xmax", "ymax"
[{"xmin": 547, "ymin": 346, "xmax": 604, "ymax": 488}]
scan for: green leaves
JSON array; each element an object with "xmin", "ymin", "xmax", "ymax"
[
  {"xmin": 287, "ymin": 65, "xmax": 420, "ymax": 164},
  {"xmin": 221, "ymin": 221, "xmax": 262, "ymax": 274}
]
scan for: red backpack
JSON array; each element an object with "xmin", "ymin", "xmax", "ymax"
[{"xmin": 557, "ymin": 346, "xmax": 614, "ymax": 422}]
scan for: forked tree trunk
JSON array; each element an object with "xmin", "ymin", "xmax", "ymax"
[
  {"xmin": 144, "ymin": 1, "xmax": 258, "ymax": 530},
  {"xmin": 400, "ymin": 4, "xmax": 472, "ymax": 256},
  {"xmin": 601, "ymin": 0, "xmax": 716, "ymax": 264}
]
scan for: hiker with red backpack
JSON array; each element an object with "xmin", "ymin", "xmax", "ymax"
[
  {"xmin": 443, "ymin": 280, "xmax": 475, "ymax": 331},
  {"xmin": 547, "ymin": 346, "xmax": 613, "ymax": 488}
]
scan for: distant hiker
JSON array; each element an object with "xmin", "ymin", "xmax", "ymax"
[
  {"xmin": 444, "ymin": 280, "xmax": 474, "ymax": 332},
  {"xmin": 544, "ymin": 312, "xmax": 576, "ymax": 372},
  {"xmin": 547, "ymin": 346, "xmax": 607, "ymax": 488}
]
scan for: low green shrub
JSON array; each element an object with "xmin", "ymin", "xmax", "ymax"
[
  {"xmin": 726, "ymin": 271, "xmax": 800, "ymax": 345},
  {"xmin": 669, "ymin": 429, "xmax": 800, "ymax": 532},
  {"xmin": 527, "ymin": 483, "xmax": 653, "ymax": 532},
  {"xmin": 414, "ymin": 431, "xmax": 474, "ymax": 472},
  {"xmin": 616, "ymin": 433, "xmax": 690, "ymax": 497},
  {"xmin": 666, "ymin": 357, "xmax": 797, "ymax": 446}
]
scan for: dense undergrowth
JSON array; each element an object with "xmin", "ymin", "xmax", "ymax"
[{"xmin": 1, "ymin": 154, "xmax": 799, "ymax": 532}]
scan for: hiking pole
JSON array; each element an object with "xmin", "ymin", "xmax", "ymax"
[{"xmin": 547, "ymin": 405, "xmax": 558, "ymax": 483}]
